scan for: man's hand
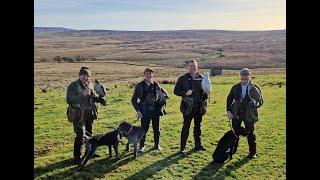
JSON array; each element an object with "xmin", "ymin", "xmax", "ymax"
[
  {"xmin": 227, "ymin": 111, "xmax": 233, "ymax": 120},
  {"xmin": 137, "ymin": 111, "xmax": 143, "ymax": 119},
  {"xmin": 186, "ymin": 90, "xmax": 193, "ymax": 96},
  {"xmin": 100, "ymin": 97, "xmax": 107, "ymax": 106},
  {"xmin": 82, "ymin": 88, "xmax": 92, "ymax": 97}
]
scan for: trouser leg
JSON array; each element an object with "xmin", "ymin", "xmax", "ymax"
[
  {"xmin": 244, "ymin": 120, "xmax": 256, "ymax": 155},
  {"xmin": 139, "ymin": 115, "xmax": 151, "ymax": 148},
  {"xmin": 73, "ymin": 120, "xmax": 83, "ymax": 160},
  {"xmin": 180, "ymin": 114, "xmax": 193, "ymax": 151},
  {"xmin": 152, "ymin": 116, "xmax": 160, "ymax": 147},
  {"xmin": 193, "ymin": 113, "xmax": 203, "ymax": 148}
]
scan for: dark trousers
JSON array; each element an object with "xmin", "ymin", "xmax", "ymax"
[
  {"xmin": 139, "ymin": 110, "xmax": 160, "ymax": 148},
  {"xmin": 232, "ymin": 108, "xmax": 256, "ymax": 155},
  {"xmin": 73, "ymin": 110, "xmax": 94, "ymax": 160},
  {"xmin": 180, "ymin": 103, "xmax": 203, "ymax": 150}
]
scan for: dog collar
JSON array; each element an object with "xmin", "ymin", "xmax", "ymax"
[{"xmin": 127, "ymin": 127, "xmax": 133, "ymax": 134}]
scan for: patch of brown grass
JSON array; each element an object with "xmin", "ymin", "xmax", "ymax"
[{"xmin": 34, "ymin": 62, "xmax": 285, "ymax": 90}]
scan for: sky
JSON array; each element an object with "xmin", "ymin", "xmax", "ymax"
[{"xmin": 34, "ymin": 0, "xmax": 286, "ymax": 31}]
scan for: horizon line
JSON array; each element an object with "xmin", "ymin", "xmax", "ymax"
[{"xmin": 34, "ymin": 26, "xmax": 286, "ymax": 32}]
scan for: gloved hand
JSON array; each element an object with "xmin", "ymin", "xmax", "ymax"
[
  {"xmin": 99, "ymin": 97, "xmax": 107, "ymax": 106},
  {"xmin": 227, "ymin": 111, "xmax": 233, "ymax": 120},
  {"xmin": 186, "ymin": 90, "xmax": 193, "ymax": 96},
  {"xmin": 137, "ymin": 111, "xmax": 143, "ymax": 119},
  {"xmin": 202, "ymin": 93, "xmax": 208, "ymax": 100},
  {"xmin": 82, "ymin": 88, "xmax": 91, "ymax": 97}
]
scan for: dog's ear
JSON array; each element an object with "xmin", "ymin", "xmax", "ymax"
[
  {"xmin": 117, "ymin": 125, "xmax": 124, "ymax": 133},
  {"xmin": 118, "ymin": 122, "xmax": 125, "ymax": 129},
  {"xmin": 125, "ymin": 122, "xmax": 132, "ymax": 129}
]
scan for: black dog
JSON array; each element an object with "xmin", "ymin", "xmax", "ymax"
[
  {"xmin": 212, "ymin": 127, "xmax": 248, "ymax": 163},
  {"xmin": 118, "ymin": 122, "xmax": 145, "ymax": 158},
  {"xmin": 80, "ymin": 129, "xmax": 122, "ymax": 168}
]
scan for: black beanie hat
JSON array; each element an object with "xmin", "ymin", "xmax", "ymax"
[{"xmin": 79, "ymin": 67, "xmax": 91, "ymax": 77}]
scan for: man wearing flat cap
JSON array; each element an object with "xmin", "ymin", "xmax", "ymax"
[
  {"xmin": 66, "ymin": 67, "xmax": 106, "ymax": 165},
  {"xmin": 226, "ymin": 68, "xmax": 263, "ymax": 158},
  {"xmin": 131, "ymin": 68, "xmax": 165, "ymax": 152}
]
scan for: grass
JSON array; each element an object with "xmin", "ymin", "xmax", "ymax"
[
  {"xmin": 34, "ymin": 73, "xmax": 285, "ymax": 179},
  {"xmin": 34, "ymin": 62, "xmax": 285, "ymax": 90}
]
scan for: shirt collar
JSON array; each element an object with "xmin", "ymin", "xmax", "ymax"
[
  {"xmin": 241, "ymin": 82, "xmax": 249, "ymax": 86},
  {"xmin": 188, "ymin": 72, "xmax": 200, "ymax": 78},
  {"xmin": 144, "ymin": 80, "xmax": 154, "ymax": 86}
]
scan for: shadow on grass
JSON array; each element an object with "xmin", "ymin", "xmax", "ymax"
[
  {"xmin": 34, "ymin": 158, "xmax": 74, "ymax": 178},
  {"xmin": 35, "ymin": 149, "xmax": 153, "ymax": 179},
  {"xmin": 192, "ymin": 156, "xmax": 251, "ymax": 179},
  {"xmin": 125, "ymin": 149, "xmax": 196, "ymax": 180}
]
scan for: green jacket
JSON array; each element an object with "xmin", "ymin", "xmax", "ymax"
[
  {"xmin": 227, "ymin": 82, "xmax": 263, "ymax": 123},
  {"xmin": 66, "ymin": 79, "xmax": 99, "ymax": 108},
  {"xmin": 131, "ymin": 80, "xmax": 164, "ymax": 116}
]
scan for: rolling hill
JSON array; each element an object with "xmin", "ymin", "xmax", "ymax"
[
  {"xmin": 34, "ymin": 27, "xmax": 75, "ymax": 34},
  {"xmin": 34, "ymin": 27, "xmax": 286, "ymax": 69}
]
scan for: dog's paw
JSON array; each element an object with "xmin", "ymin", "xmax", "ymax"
[
  {"xmin": 115, "ymin": 157, "xmax": 120, "ymax": 161},
  {"xmin": 108, "ymin": 155, "xmax": 113, "ymax": 159}
]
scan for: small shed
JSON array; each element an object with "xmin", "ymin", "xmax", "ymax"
[{"xmin": 210, "ymin": 66, "xmax": 222, "ymax": 76}]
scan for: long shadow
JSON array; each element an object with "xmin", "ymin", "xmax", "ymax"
[
  {"xmin": 40, "ymin": 148, "xmax": 153, "ymax": 179},
  {"xmin": 192, "ymin": 156, "xmax": 251, "ymax": 179},
  {"xmin": 223, "ymin": 156, "xmax": 251, "ymax": 175},
  {"xmin": 192, "ymin": 161, "xmax": 224, "ymax": 180},
  {"xmin": 34, "ymin": 158, "xmax": 74, "ymax": 178},
  {"xmin": 125, "ymin": 149, "xmax": 196, "ymax": 180}
]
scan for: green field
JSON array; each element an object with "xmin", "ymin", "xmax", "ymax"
[{"xmin": 34, "ymin": 73, "xmax": 286, "ymax": 179}]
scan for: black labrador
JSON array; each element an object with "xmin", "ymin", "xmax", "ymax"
[
  {"xmin": 212, "ymin": 127, "xmax": 248, "ymax": 163},
  {"xmin": 79, "ymin": 129, "xmax": 122, "ymax": 168}
]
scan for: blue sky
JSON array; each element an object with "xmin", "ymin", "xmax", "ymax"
[{"xmin": 35, "ymin": 0, "xmax": 286, "ymax": 31}]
